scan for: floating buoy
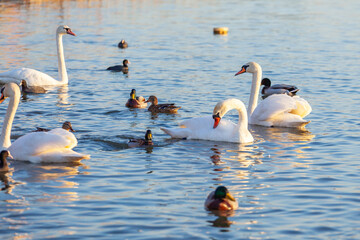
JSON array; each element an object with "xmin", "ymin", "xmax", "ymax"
[{"xmin": 213, "ymin": 27, "xmax": 229, "ymax": 35}]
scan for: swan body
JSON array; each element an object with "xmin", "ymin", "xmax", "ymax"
[
  {"xmin": 205, "ymin": 186, "xmax": 238, "ymax": 211},
  {"xmin": 161, "ymin": 98, "xmax": 253, "ymax": 143},
  {"xmin": 0, "ymin": 25, "xmax": 76, "ymax": 87},
  {"xmin": 261, "ymin": 78, "xmax": 299, "ymax": 98},
  {"xmin": 235, "ymin": 62, "xmax": 311, "ymax": 128},
  {"xmin": 0, "ymin": 83, "xmax": 90, "ymax": 163}
]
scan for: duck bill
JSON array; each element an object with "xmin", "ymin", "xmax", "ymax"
[
  {"xmin": 226, "ymin": 193, "xmax": 236, "ymax": 201},
  {"xmin": 213, "ymin": 117, "xmax": 221, "ymax": 129},
  {"xmin": 69, "ymin": 127, "xmax": 75, "ymax": 132},
  {"xmin": 234, "ymin": 67, "xmax": 246, "ymax": 76}
]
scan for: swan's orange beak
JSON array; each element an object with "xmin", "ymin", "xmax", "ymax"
[
  {"xmin": 66, "ymin": 29, "xmax": 76, "ymax": 36},
  {"xmin": 213, "ymin": 116, "xmax": 221, "ymax": 129},
  {"xmin": 234, "ymin": 66, "xmax": 246, "ymax": 76},
  {"xmin": 0, "ymin": 93, "xmax": 5, "ymax": 104}
]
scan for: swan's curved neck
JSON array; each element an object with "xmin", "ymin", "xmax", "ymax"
[
  {"xmin": 248, "ymin": 69, "xmax": 262, "ymax": 116},
  {"xmin": 0, "ymin": 92, "xmax": 20, "ymax": 149},
  {"xmin": 56, "ymin": 33, "xmax": 68, "ymax": 84},
  {"xmin": 234, "ymin": 104, "xmax": 249, "ymax": 130}
]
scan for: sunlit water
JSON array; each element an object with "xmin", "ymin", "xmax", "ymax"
[{"xmin": 0, "ymin": 0, "xmax": 359, "ymax": 239}]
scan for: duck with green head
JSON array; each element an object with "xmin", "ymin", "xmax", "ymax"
[
  {"xmin": 205, "ymin": 186, "xmax": 238, "ymax": 211},
  {"xmin": 128, "ymin": 130, "xmax": 153, "ymax": 147},
  {"xmin": 125, "ymin": 89, "xmax": 147, "ymax": 108}
]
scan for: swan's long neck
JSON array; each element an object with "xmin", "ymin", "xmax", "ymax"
[
  {"xmin": 0, "ymin": 92, "xmax": 20, "ymax": 149},
  {"xmin": 56, "ymin": 33, "xmax": 68, "ymax": 84},
  {"xmin": 247, "ymin": 69, "xmax": 262, "ymax": 117},
  {"xmin": 235, "ymin": 103, "xmax": 249, "ymax": 130}
]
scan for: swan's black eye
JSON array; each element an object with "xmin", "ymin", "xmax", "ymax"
[{"xmin": 213, "ymin": 112, "xmax": 220, "ymax": 119}]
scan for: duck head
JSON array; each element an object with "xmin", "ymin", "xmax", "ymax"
[
  {"xmin": 214, "ymin": 186, "xmax": 235, "ymax": 201},
  {"xmin": 145, "ymin": 130, "xmax": 153, "ymax": 144},
  {"xmin": 261, "ymin": 78, "xmax": 271, "ymax": 87},
  {"xmin": 145, "ymin": 95, "xmax": 158, "ymax": 105},
  {"xmin": 130, "ymin": 89, "xmax": 136, "ymax": 99},
  {"xmin": 62, "ymin": 121, "xmax": 75, "ymax": 132}
]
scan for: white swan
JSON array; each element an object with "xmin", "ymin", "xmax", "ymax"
[
  {"xmin": 235, "ymin": 62, "xmax": 311, "ymax": 128},
  {"xmin": 0, "ymin": 25, "xmax": 76, "ymax": 87},
  {"xmin": 161, "ymin": 98, "xmax": 254, "ymax": 143},
  {"xmin": 0, "ymin": 83, "xmax": 90, "ymax": 163}
]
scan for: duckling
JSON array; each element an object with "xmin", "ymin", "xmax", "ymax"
[
  {"xmin": 261, "ymin": 78, "xmax": 299, "ymax": 99},
  {"xmin": 128, "ymin": 130, "xmax": 153, "ymax": 147},
  {"xmin": 35, "ymin": 121, "xmax": 75, "ymax": 132},
  {"xmin": 146, "ymin": 95, "xmax": 181, "ymax": 114},
  {"xmin": 125, "ymin": 89, "xmax": 147, "ymax": 108},
  {"xmin": 205, "ymin": 186, "xmax": 238, "ymax": 211},
  {"xmin": 0, "ymin": 150, "xmax": 12, "ymax": 172},
  {"xmin": 118, "ymin": 39, "xmax": 128, "ymax": 49},
  {"xmin": 20, "ymin": 80, "xmax": 47, "ymax": 94},
  {"xmin": 106, "ymin": 59, "xmax": 130, "ymax": 73}
]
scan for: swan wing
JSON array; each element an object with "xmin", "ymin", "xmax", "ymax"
[
  {"xmin": 0, "ymin": 68, "xmax": 58, "ymax": 86},
  {"xmin": 251, "ymin": 94, "xmax": 311, "ymax": 127},
  {"xmin": 8, "ymin": 130, "xmax": 88, "ymax": 163}
]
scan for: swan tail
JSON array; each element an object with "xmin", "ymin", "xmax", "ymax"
[{"xmin": 160, "ymin": 127, "xmax": 191, "ymax": 139}]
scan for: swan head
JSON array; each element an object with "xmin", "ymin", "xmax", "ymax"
[
  {"xmin": 57, "ymin": 25, "xmax": 76, "ymax": 36},
  {"xmin": 0, "ymin": 83, "xmax": 21, "ymax": 104},
  {"xmin": 234, "ymin": 62, "xmax": 261, "ymax": 75},
  {"xmin": 212, "ymin": 98, "xmax": 246, "ymax": 128}
]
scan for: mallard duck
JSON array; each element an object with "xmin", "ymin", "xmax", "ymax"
[
  {"xmin": 35, "ymin": 121, "xmax": 75, "ymax": 132},
  {"xmin": 205, "ymin": 186, "xmax": 238, "ymax": 211},
  {"xmin": 0, "ymin": 150, "xmax": 12, "ymax": 172},
  {"xmin": 125, "ymin": 89, "xmax": 147, "ymax": 108},
  {"xmin": 146, "ymin": 95, "xmax": 181, "ymax": 114},
  {"xmin": 261, "ymin": 78, "xmax": 299, "ymax": 99},
  {"xmin": 106, "ymin": 59, "xmax": 130, "ymax": 73},
  {"xmin": 118, "ymin": 39, "xmax": 128, "ymax": 49},
  {"xmin": 128, "ymin": 130, "xmax": 153, "ymax": 147},
  {"xmin": 20, "ymin": 80, "xmax": 47, "ymax": 93}
]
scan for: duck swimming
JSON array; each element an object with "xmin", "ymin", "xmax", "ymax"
[
  {"xmin": 20, "ymin": 80, "xmax": 47, "ymax": 94},
  {"xmin": 125, "ymin": 89, "xmax": 147, "ymax": 108},
  {"xmin": 128, "ymin": 130, "xmax": 153, "ymax": 147},
  {"xmin": 205, "ymin": 186, "xmax": 238, "ymax": 211},
  {"xmin": 35, "ymin": 121, "xmax": 75, "ymax": 132},
  {"xmin": 106, "ymin": 59, "xmax": 130, "ymax": 73},
  {"xmin": 146, "ymin": 95, "xmax": 181, "ymax": 114},
  {"xmin": 261, "ymin": 77, "xmax": 299, "ymax": 99},
  {"xmin": 0, "ymin": 150, "xmax": 12, "ymax": 172},
  {"xmin": 118, "ymin": 39, "xmax": 128, "ymax": 49}
]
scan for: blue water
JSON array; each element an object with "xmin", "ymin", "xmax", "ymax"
[{"xmin": 0, "ymin": 0, "xmax": 359, "ymax": 239}]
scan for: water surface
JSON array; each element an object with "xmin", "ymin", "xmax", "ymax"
[{"xmin": 0, "ymin": 0, "xmax": 359, "ymax": 239}]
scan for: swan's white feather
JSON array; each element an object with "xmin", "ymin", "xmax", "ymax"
[
  {"xmin": 161, "ymin": 99, "xmax": 253, "ymax": 143},
  {"xmin": 0, "ymin": 68, "xmax": 60, "ymax": 86}
]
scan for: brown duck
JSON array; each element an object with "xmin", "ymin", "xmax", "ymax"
[
  {"xmin": 0, "ymin": 150, "xmax": 12, "ymax": 172},
  {"xmin": 35, "ymin": 121, "xmax": 75, "ymax": 132},
  {"xmin": 146, "ymin": 95, "xmax": 181, "ymax": 113},
  {"xmin": 125, "ymin": 89, "xmax": 147, "ymax": 108}
]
